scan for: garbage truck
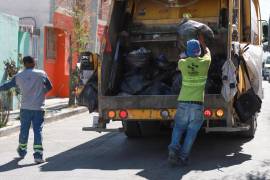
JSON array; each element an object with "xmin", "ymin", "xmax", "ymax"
[{"xmin": 80, "ymin": 0, "xmax": 265, "ymax": 138}]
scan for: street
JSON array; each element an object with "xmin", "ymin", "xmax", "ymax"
[{"xmin": 0, "ymin": 82, "xmax": 270, "ymax": 180}]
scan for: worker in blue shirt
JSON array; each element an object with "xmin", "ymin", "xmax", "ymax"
[{"xmin": 0, "ymin": 56, "xmax": 52, "ymax": 163}]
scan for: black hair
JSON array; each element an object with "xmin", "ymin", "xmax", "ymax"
[{"xmin": 23, "ymin": 56, "xmax": 34, "ymax": 64}]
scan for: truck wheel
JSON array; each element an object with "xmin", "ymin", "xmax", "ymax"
[
  {"xmin": 122, "ymin": 121, "xmax": 142, "ymax": 138},
  {"xmin": 239, "ymin": 116, "xmax": 257, "ymax": 138},
  {"xmin": 139, "ymin": 121, "xmax": 161, "ymax": 136}
]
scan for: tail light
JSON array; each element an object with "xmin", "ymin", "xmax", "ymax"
[
  {"xmin": 107, "ymin": 110, "xmax": 116, "ymax": 119},
  {"xmin": 216, "ymin": 108, "xmax": 224, "ymax": 118},
  {"xmin": 204, "ymin": 109, "xmax": 212, "ymax": 118},
  {"xmin": 119, "ymin": 110, "xmax": 128, "ymax": 119}
]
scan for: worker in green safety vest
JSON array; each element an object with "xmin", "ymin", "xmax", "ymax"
[{"xmin": 168, "ymin": 35, "xmax": 211, "ymax": 166}]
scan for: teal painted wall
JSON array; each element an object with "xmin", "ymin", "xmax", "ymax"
[
  {"xmin": 0, "ymin": 13, "xmax": 19, "ymax": 110},
  {"xmin": 38, "ymin": 28, "xmax": 44, "ymax": 70},
  {"xmin": 18, "ymin": 31, "xmax": 30, "ymax": 57},
  {"xmin": 18, "ymin": 31, "xmax": 30, "ymax": 68},
  {"xmin": 0, "ymin": 13, "xmax": 19, "ymax": 81}
]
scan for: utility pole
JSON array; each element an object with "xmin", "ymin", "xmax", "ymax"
[
  {"xmin": 68, "ymin": 33, "xmax": 75, "ymax": 106},
  {"xmin": 268, "ymin": 16, "xmax": 270, "ymax": 51}
]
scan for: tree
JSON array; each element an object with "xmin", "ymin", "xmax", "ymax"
[{"xmin": 56, "ymin": 0, "xmax": 90, "ymax": 106}]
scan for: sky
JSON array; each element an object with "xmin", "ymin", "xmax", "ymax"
[{"xmin": 260, "ymin": 0, "xmax": 270, "ymax": 20}]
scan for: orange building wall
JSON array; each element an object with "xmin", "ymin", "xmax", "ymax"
[{"xmin": 44, "ymin": 12, "xmax": 76, "ymax": 97}]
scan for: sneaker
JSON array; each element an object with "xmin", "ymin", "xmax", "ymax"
[
  {"xmin": 179, "ymin": 157, "xmax": 189, "ymax": 166},
  {"xmin": 33, "ymin": 152, "xmax": 45, "ymax": 164},
  {"xmin": 34, "ymin": 158, "xmax": 45, "ymax": 164},
  {"xmin": 17, "ymin": 147, "xmax": 27, "ymax": 159},
  {"xmin": 168, "ymin": 150, "xmax": 180, "ymax": 166}
]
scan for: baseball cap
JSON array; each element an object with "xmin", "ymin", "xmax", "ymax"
[{"xmin": 186, "ymin": 39, "xmax": 201, "ymax": 57}]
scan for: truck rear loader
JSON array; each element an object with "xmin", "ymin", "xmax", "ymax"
[{"xmin": 80, "ymin": 0, "xmax": 265, "ymax": 138}]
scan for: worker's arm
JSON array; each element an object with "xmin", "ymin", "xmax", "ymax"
[
  {"xmin": 0, "ymin": 77, "xmax": 16, "ymax": 91},
  {"xmin": 178, "ymin": 58, "xmax": 185, "ymax": 71},
  {"xmin": 44, "ymin": 76, "xmax": 52, "ymax": 93},
  {"xmin": 198, "ymin": 34, "xmax": 211, "ymax": 61},
  {"xmin": 203, "ymin": 47, "xmax": 211, "ymax": 61}
]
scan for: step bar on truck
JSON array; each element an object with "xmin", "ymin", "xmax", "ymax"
[
  {"xmin": 82, "ymin": 124, "xmax": 251, "ymax": 133},
  {"xmin": 82, "ymin": 127, "xmax": 124, "ymax": 133}
]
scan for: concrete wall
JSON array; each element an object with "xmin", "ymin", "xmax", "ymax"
[{"xmin": 0, "ymin": 0, "xmax": 51, "ymax": 28}]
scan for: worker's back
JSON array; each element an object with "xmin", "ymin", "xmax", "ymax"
[
  {"xmin": 178, "ymin": 53, "xmax": 211, "ymax": 102},
  {"xmin": 16, "ymin": 68, "xmax": 48, "ymax": 111}
]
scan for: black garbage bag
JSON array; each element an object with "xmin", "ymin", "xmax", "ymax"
[
  {"xmin": 154, "ymin": 54, "xmax": 177, "ymax": 71},
  {"xmin": 177, "ymin": 19, "xmax": 214, "ymax": 52},
  {"xmin": 140, "ymin": 81, "xmax": 172, "ymax": 95},
  {"xmin": 155, "ymin": 54, "xmax": 172, "ymax": 70},
  {"xmin": 120, "ymin": 73, "xmax": 150, "ymax": 95},
  {"xmin": 126, "ymin": 47, "xmax": 151, "ymax": 69},
  {"xmin": 171, "ymin": 72, "xmax": 182, "ymax": 94},
  {"xmin": 206, "ymin": 57, "xmax": 226, "ymax": 94},
  {"xmin": 78, "ymin": 74, "xmax": 98, "ymax": 112},
  {"xmin": 143, "ymin": 65, "xmax": 160, "ymax": 80},
  {"xmin": 205, "ymin": 77, "xmax": 222, "ymax": 94}
]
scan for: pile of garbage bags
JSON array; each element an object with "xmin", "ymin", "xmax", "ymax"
[
  {"xmin": 116, "ymin": 19, "xmax": 222, "ymax": 96},
  {"xmin": 118, "ymin": 48, "xmax": 181, "ymax": 95},
  {"xmin": 126, "ymin": 47, "xmax": 151, "ymax": 68}
]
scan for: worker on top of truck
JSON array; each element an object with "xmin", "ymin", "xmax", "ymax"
[{"xmin": 168, "ymin": 35, "xmax": 211, "ymax": 166}]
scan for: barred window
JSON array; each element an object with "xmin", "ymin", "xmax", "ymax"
[{"xmin": 46, "ymin": 27, "xmax": 56, "ymax": 59}]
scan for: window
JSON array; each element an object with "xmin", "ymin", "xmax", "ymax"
[
  {"xmin": 266, "ymin": 57, "xmax": 270, "ymax": 64},
  {"xmin": 46, "ymin": 27, "xmax": 56, "ymax": 59}
]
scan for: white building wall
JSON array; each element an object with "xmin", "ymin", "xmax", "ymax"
[{"xmin": 0, "ymin": 0, "xmax": 52, "ymax": 28}]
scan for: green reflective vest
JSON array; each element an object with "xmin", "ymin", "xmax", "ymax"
[{"xmin": 178, "ymin": 53, "xmax": 211, "ymax": 102}]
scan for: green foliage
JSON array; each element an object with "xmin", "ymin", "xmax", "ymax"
[{"xmin": 68, "ymin": 1, "xmax": 90, "ymax": 106}]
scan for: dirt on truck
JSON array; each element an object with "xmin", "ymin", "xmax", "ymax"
[{"xmin": 79, "ymin": 0, "xmax": 265, "ymax": 138}]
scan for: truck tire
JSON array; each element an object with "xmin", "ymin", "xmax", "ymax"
[
  {"xmin": 239, "ymin": 116, "xmax": 257, "ymax": 138},
  {"xmin": 122, "ymin": 121, "xmax": 142, "ymax": 138}
]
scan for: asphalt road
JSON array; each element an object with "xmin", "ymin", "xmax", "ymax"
[{"xmin": 1, "ymin": 82, "xmax": 270, "ymax": 180}]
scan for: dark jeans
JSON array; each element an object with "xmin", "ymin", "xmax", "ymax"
[
  {"xmin": 168, "ymin": 103, "xmax": 204, "ymax": 160},
  {"xmin": 18, "ymin": 109, "xmax": 44, "ymax": 155}
]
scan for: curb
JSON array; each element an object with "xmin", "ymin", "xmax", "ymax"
[{"xmin": 0, "ymin": 106, "xmax": 88, "ymax": 137}]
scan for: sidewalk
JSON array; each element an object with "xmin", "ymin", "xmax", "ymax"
[{"xmin": 0, "ymin": 98, "xmax": 88, "ymax": 137}]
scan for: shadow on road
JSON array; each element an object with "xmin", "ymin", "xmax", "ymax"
[
  {"xmin": 40, "ymin": 132, "xmax": 253, "ymax": 180},
  {"xmin": 0, "ymin": 158, "xmax": 36, "ymax": 172}
]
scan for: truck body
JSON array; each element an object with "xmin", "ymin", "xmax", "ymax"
[{"xmin": 81, "ymin": 0, "xmax": 264, "ymax": 138}]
